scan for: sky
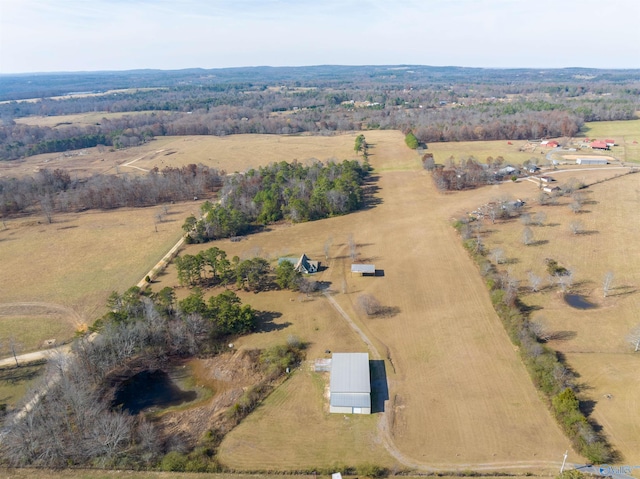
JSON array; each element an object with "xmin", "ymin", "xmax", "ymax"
[{"xmin": 1, "ymin": 0, "xmax": 639, "ymax": 74}]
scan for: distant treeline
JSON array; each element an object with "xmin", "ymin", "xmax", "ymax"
[
  {"xmin": 183, "ymin": 159, "xmax": 370, "ymax": 243},
  {"xmin": 1, "ymin": 66, "xmax": 639, "ymax": 160},
  {"xmin": 0, "ymin": 164, "xmax": 223, "ymax": 219}
]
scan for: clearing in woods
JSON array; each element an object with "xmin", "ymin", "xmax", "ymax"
[
  {"xmin": 146, "ymin": 130, "xmax": 574, "ymax": 469},
  {"xmin": 475, "ymin": 170, "xmax": 640, "ymax": 462}
]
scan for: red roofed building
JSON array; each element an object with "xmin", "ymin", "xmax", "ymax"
[
  {"xmin": 605, "ymin": 139, "xmax": 615, "ymax": 146},
  {"xmin": 546, "ymin": 140, "xmax": 559, "ymax": 148},
  {"xmin": 590, "ymin": 140, "xmax": 609, "ymax": 150}
]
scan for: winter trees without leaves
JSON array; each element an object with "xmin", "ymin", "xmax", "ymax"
[
  {"xmin": 602, "ymin": 271, "xmax": 614, "ymax": 297},
  {"xmin": 1, "ymin": 283, "xmax": 261, "ymax": 468},
  {"xmin": 522, "ymin": 226, "xmax": 534, "ymax": 245}
]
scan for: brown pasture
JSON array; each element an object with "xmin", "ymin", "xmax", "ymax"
[
  {"xmin": 0, "ymin": 201, "xmax": 196, "ymax": 349},
  {"xmin": 478, "ymin": 171, "xmax": 640, "ymax": 462},
  {"xmin": 0, "ymin": 133, "xmax": 358, "ymax": 179},
  {"xmin": 5, "ymin": 128, "xmax": 637, "ymax": 468},
  {"xmin": 147, "ymin": 130, "xmax": 576, "ymax": 470}
]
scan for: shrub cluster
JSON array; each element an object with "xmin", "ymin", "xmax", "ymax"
[{"xmin": 454, "ymin": 218, "xmax": 613, "ymax": 462}]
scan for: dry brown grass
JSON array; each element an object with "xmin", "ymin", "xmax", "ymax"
[
  {"xmin": 13, "ymin": 110, "xmax": 156, "ymax": 128},
  {"xmin": 6, "ymin": 128, "xmax": 637, "ymax": 468},
  {"xmin": 0, "ymin": 202, "xmax": 195, "ymax": 334},
  {"xmin": 478, "ymin": 171, "xmax": 640, "ymax": 462},
  {"xmin": 150, "ymin": 130, "xmax": 574, "ymax": 469},
  {"xmin": 0, "ymin": 133, "xmax": 359, "ymax": 179}
]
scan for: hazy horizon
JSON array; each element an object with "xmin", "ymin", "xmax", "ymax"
[{"xmin": 1, "ymin": 0, "xmax": 639, "ymax": 75}]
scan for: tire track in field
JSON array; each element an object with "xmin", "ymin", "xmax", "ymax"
[{"xmin": 324, "ymin": 285, "xmax": 569, "ymax": 473}]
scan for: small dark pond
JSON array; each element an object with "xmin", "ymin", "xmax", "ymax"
[
  {"xmin": 112, "ymin": 369, "xmax": 197, "ymax": 415},
  {"xmin": 564, "ymin": 294, "xmax": 597, "ymax": 310}
]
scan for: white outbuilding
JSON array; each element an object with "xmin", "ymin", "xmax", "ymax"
[{"xmin": 329, "ymin": 352, "xmax": 371, "ymax": 414}]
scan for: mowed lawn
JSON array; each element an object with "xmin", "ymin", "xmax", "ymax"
[
  {"xmin": 478, "ymin": 171, "xmax": 640, "ymax": 462},
  {"xmin": 196, "ymin": 130, "xmax": 574, "ymax": 468},
  {"xmin": 0, "ymin": 202, "xmax": 195, "ymax": 349}
]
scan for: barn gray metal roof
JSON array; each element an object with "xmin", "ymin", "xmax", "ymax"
[
  {"xmin": 330, "ymin": 352, "xmax": 370, "ymax": 394},
  {"xmin": 351, "ymin": 264, "xmax": 375, "ymax": 274},
  {"xmin": 330, "ymin": 392, "xmax": 371, "ymax": 408}
]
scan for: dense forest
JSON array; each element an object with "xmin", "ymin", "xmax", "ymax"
[{"xmin": 1, "ymin": 66, "xmax": 639, "ymax": 160}]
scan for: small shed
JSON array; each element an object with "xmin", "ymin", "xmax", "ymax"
[
  {"xmin": 329, "ymin": 353, "xmax": 371, "ymax": 414},
  {"xmin": 351, "ymin": 264, "xmax": 375, "ymax": 275},
  {"xmin": 539, "ymin": 176, "xmax": 556, "ymax": 183}
]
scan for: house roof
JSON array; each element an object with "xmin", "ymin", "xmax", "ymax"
[
  {"xmin": 591, "ymin": 140, "xmax": 608, "ymax": 149},
  {"xmin": 351, "ymin": 264, "xmax": 375, "ymax": 274},
  {"xmin": 330, "ymin": 353, "xmax": 370, "ymax": 394},
  {"xmin": 295, "ymin": 253, "xmax": 318, "ymax": 273}
]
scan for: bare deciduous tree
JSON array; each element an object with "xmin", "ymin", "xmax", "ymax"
[
  {"xmin": 323, "ymin": 237, "xmax": 333, "ymax": 260},
  {"xmin": 602, "ymin": 271, "xmax": 614, "ymax": 298},
  {"xmin": 8, "ymin": 336, "xmax": 22, "ymax": 367},
  {"xmin": 569, "ymin": 220, "xmax": 584, "ymax": 235},
  {"xmin": 40, "ymin": 194, "xmax": 54, "ymax": 224},
  {"xmin": 347, "ymin": 234, "xmax": 357, "ymax": 261},
  {"xmin": 528, "ymin": 271, "xmax": 543, "ymax": 292},
  {"xmin": 357, "ymin": 294, "xmax": 383, "ymax": 316},
  {"xmin": 533, "ymin": 211, "xmax": 547, "ymax": 226},
  {"xmin": 529, "ymin": 318, "xmax": 550, "ymax": 342},
  {"xmin": 569, "ymin": 201, "xmax": 582, "ymax": 214},
  {"xmin": 627, "ymin": 325, "xmax": 640, "ymax": 352},
  {"xmin": 520, "ymin": 213, "xmax": 532, "ymax": 226},
  {"xmin": 491, "ymin": 248, "xmax": 505, "ymax": 265},
  {"xmin": 522, "ymin": 226, "xmax": 534, "ymax": 245}
]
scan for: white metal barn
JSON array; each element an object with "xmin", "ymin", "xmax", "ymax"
[
  {"xmin": 576, "ymin": 158, "xmax": 608, "ymax": 165},
  {"xmin": 329, "ymin": 352, "xmax": 371, "ymax": 414}
]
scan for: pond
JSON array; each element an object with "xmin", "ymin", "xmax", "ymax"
[
  {"xmin": 564, "ymin": 294, "xmax": 597, "ymax": 310},
  {"xmin": 112, "ymin": 369, "xmax": 198, "ymax": 415}
]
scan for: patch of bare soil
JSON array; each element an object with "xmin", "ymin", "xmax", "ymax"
[{"xmin": 154, "ymin": 349, "xmax": 268, "ymax": 448}]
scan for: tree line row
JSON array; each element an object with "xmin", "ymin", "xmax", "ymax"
[{"xmin": 0, "ymin": 164, "xmax": 223, "ymax": 220}]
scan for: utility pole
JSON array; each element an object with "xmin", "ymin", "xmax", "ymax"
[{"xmin": 560, "ymin": 450, "xmax": 568, "ymax": 474}]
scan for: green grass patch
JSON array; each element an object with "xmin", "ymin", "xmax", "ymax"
[
  {"xmin": 0, "ymin": 316, "xmax": 75, "ymax": 353},
  {"xmin": 0, "ymin": 361, "xmax": 45, "ymax": 410}
]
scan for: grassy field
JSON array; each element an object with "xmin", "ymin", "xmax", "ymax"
[
  {"xmin": 477, "ymin": 171, "xmax": 640, "ymax": 462},
  {"xmin": 579, "ymin": 119, "xmax": 640, "ymax": 163},
  {"xmin": 0, "ymin": 362, "xmax": 45, "ymax": 410},
  {"xmin": 13, "ymin": 110, "xmax": 156, "ymax": 128},
  {"xmin": 3, "ymin": 124, "xmax": 639, "ymax": 470},
  {"xmin": 0, "ymin": 202, "xmax": 196, "ymax": 354},
  {"xmin": 147, "ymin": 130, "xmax": 574, "ymax": 470}
]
